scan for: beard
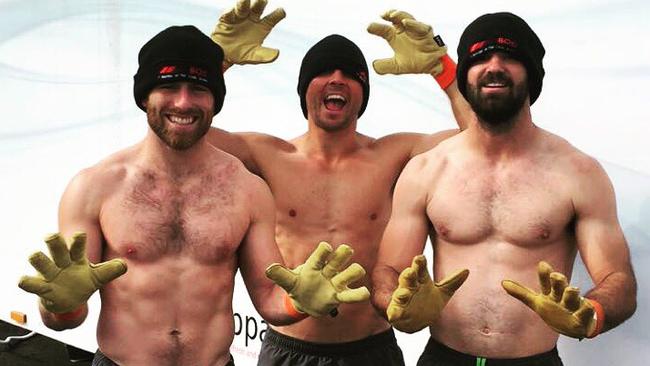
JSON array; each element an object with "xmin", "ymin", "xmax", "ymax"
[
  {"xmin": 313, "ymin": 113, "xmax": 355, "ymax": 132},
  {"xmin": 467, "ymin": 71, "xmax": 528, "ymax": 134},
  {"xmin": 309, "ymin": 96, "xmax": 358, "ymax": 132},
  {"xmin": 146, "ymin": 105, "xmax": 211, "ymax": 150}
]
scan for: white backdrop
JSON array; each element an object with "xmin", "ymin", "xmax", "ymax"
[{"xmin": 0, "ymin": 1, "xmax": 648, "ymax": 365}]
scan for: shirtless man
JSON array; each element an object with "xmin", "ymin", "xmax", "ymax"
[
  {"xmin": 208, "ymin": 1, "xmax": 468, "ymax": 365},
  {"xmin": 18, "ymin": 25, "xmax": 368, "ymax": 366},
  {"xmin": 372, "ymin": 12, "xmax": 637, "ymax": 365}
]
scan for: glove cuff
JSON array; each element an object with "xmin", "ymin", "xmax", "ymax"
[
  {"xmin": 433, "ymin": 54, "xmax": 457, "ymax": 90},
  {"xmin": 284, "ymin": 293, "xmax": 308, "ymax": 320},
  {"xmin": 53, "ymin": 305, "xmax": 85, "ymax": 321},
  {"xmin": 586, "ymin": 299, "xmax": 605, "ymax": 338}
]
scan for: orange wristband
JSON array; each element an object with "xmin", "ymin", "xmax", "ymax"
[
  {"xmin": 586, "ymin": 299, "xmax": 605, "ymax": 338},
  {"xmin": 284, "ymin": 294, "xmax": 307, "ymax": 320},
  {"xmin": 53, "ymin": 305, "xmax": 84, "ymax": 322},
  {"xmin": 433, "ymin": 54, "xmax": 457, "ymax": 90}
]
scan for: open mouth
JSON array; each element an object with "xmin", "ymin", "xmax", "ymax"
[
  {"xmin": 165, "ymin": 113, "xmax": 197, "ymax": 125},
  {"xmin": 323, "ymin": 93, "xmax": 347, "ymax": 111}
]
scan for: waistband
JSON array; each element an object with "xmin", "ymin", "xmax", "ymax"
[
  {"xmin": 94, "ymin": 349, "xmax": 235, "ymax": 366},
  {"xmin": 264, "ymin": 328, "xmax": 397, "ymax": 357},
  {"xmin": 422, "ymin": 337, "xmax": 560, "ymax": 366}
]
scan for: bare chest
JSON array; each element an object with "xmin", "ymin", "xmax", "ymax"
[
  {"xmin": 428, "ymin": 166, "xmax": 575, "ymax": 246},
  {"xmin": 100, "ymin": 169, "xmax": 250, "ymax": 263},
  {"xmin": 267, "ymin": 158, "xmax": 399, "ymax": 227}
]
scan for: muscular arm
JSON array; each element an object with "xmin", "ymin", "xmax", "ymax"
[
  {"xmin": 372, "ymin": 157, "xmax": 431, "ymax": 317},
  {"xmin": 441, "ymin": 80, "xmax": 472, "ymax": 131},
  {"xmin": 573, "ymin": 158, "xmax": 637, "ymax": 333},
  {"xmin": 237, "ymin": 177, "xmax": 297, "ymax": 326}
]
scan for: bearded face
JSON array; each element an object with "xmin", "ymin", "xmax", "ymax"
[
  {"xmin": 465, "ymin": 54, "xmax": 530, "ymax": 134},
  {"xmin": 145, "ymin": 83, "xmax": 214, "ymax": 150}
]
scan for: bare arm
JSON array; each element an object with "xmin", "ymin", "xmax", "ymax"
[
  {"xmin": 237, "ymin": 176, "xmax": 297, "ymax": 326},
  {"xmin": 574, "ymin": 158, "xmax": 637, "ymax": 333},
  {"xmin": 372, "ymin": 157, "xmax": 432, "ymax": 317},
  {"xmin": 441, "ymin": 79, "xmax": 472, "ymax": 131},
  {"xmin": 410, "ymin": 129, "xmax": 458, "ymax": 158}
]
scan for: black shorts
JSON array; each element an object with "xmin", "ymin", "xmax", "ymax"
[
  {"xmin": 92, "ymin": 349, "xmax": 235, "ymax": 365},
  {"xmin": 417, "ymin": 337, "xmax": 563, "ymax": 366},
  {"xmin": 258, "ymin": 328, "xmax": 405, "ymax": 366}
]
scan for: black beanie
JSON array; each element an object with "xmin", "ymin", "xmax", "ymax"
[
  {"xmin": 456, "ymin": 12, "xmax": 545, "ymax": 105},
  {"xmin": 297, "ymin": 34, "xmax": 370, "ymax": 119},
  {"xmin": 133, "ymin": 25, "xmax": 226, "ymax": 115}
]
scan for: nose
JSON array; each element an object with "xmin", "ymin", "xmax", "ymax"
[
  {"xmin": 483, "ymin": 53, "xmax": 507, "ymax": 73},
  {"xmin": 327, "ymin": 69, "xmax": 346, "ymax": 85},
  {"xmin": 172, "ymin": 83, "xmax": 193, "ymax": 109}
]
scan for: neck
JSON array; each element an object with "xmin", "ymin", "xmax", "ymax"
[
  {"xmin": 141, "ymin": 129, "xmax": 211, "ymax": 175},
  {"xmin": 467, "ymin": 106, "xmax": 538, "ymax": 158},
  {"xmin": 301, "ymin": 118, "xmax": 361, "ymax": 160}
]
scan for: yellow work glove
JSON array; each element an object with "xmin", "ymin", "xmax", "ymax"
[
  {"xmin": 211, "ymin": 0, "xmax": 286, "ymax": 65},
  {"xmin": 367, "ymin": 11, "xmax": 449, "ymax": 72},
  {"xmin": 502, "ymin": 261, "xmax": 600, "ymax": 339},
  {"xmin": 18, "ymin": 232, "xmax": 127, "ymax": 314},
  {"xmin": 265, "ymin": 242, "xmax": 370, "ymax": 318},
  {"xmin": 387, "ymin": 255, "xmax": 469, "ymax": 333}
]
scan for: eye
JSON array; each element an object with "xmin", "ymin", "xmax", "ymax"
[
  {"xmin": 191, "ymin": 84, "xmax": 211, "ymax": 93},
  {"xmin": 316, "ymin": 69, "xmax": 334, "ymax": 78}
]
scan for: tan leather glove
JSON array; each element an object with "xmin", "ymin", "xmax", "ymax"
[
  {"xmin": 367, "ymin": 10, "xmax": 450, "ymax": 76},
  {"xmin": 266, "ymin": 242, "xmax": 370, "ymax": 317},
  {"xmin": 387, "ymin": 255, "xmax": 469, "ymax": 333},
  {"xmin": 502, "ymin": 261, "xmax": 598, "ymax": 339},
  {"xmin": 18, "ymin": 232, "xmax": 127, "ymax": 313},
  {"xmin": 211, "ymin": 0, "xmax": 286, "ymax": 65}
]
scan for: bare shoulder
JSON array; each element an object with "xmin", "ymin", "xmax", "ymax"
[
  {"xmin": 540, "ymin": 130, "xmax": 606, "ymax": 177},
  {"xmin": 68, "ymin": 146, "xmax": 136, "ymax": 196},
  {"xmin": 59, "ymin": 145, "xmax": 138, "ymax": 218},
  {"xmin": 209, "ymin": 147, "xmax": 271, "ymax": 191},
  {"xmin": 403, "ymin": 137, "xmax": 454, "ymax": 178},
  {"xmin": 208, "ymin": 127, "xmax": 294, "ymax": 152}
]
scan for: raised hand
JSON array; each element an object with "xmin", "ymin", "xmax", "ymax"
[
  {"xmin": 387, "ymin": 255, "xmax": 468, "ymax": 333},
  {"xmin": 502, "ymin": 261, "xmax": 598, "ymax": 339},
  {"xmin": 367, "ymin": 10, "xmax": 448, "ymax": 76},
  {"xmin": 18, "ymin": 232, "xmax": 127, "ymax": 313},
  {"xmin": 266, "ymin": 242, "xmax": 370, "ymax": 317},
  {"xmin": 211, "ymin": 0, "xmax": 286, "ymax": 65}
]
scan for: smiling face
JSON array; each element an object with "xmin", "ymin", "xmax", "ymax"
[
  {"xmin": 143, "ymin": 81, "xmax": 214, "ymax": 150},
  {"xmin": 466, "ymin": 51, "xmax": 529, "ymax": 133},
  {"xmin": 305, "ymin": 69, "xmax": 363, "ymax": 132}
]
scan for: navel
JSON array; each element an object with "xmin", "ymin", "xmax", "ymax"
[
  {"xmin": 289, "ymin": 209, "xmax": 297, "ymax": 217},
  {"xmin": 369, "ymin": 213, "xmax": 378, "ymax": 221}
]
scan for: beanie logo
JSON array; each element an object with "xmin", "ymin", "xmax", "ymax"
[
  {"xmin": 469, "ymin": 37, "xmax": 518, "ymax": 57},
  {"xmin": 189, "ymin": 66, "xmax": 208, "ymax": 78},
  {"xmin": 469, "ymin": 41, "xmax": 488, "ymax": 54},
  {"xmin": 155, "ymin": 64, "xmax": 209, "ymax": 83},
  {"xmin": 159, "ymin": 66, "xmax": 177, "ymax": 74}
]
